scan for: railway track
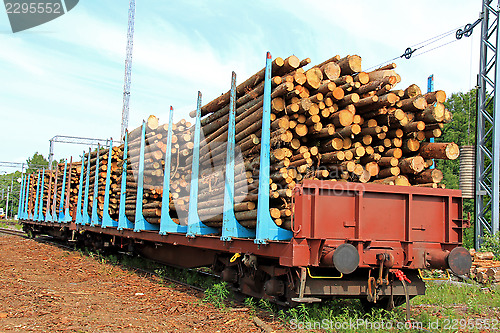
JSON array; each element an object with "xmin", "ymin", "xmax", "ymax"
[
  {"xmin": 0, "ymin": 226, "xmax": 215, "ymax": 294},
  {"xmin": 0, "ymin": 227, "xmax": 25, "ymax": 237},
  {"xmin": 16, "ymin": 230, "xmax": 222, "ymax": 296},
  {"xmin": 1, "ymin": 226, "xmax": 249, "ymax": 306}
]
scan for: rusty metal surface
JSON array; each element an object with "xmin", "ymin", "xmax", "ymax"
[
  {"xmin": 447, "ymin": 246, "xmax": 473, "ymax": 276},
  {"xmin": 293, "ymin": 180, "xmax": 465, "ymax": 269},
  {"xmin": 20, "ymin": 180, "xmax": 467, "ymax": 271},
  {"xmin": 304, "ymin": 274, "xmax": 425, "ymax": 297}
]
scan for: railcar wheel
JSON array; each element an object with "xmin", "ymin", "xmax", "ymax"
[
  {"xmin": 24, "ymin": 227, "xmax": 35, "ymax": 239},
  {"xmin": 360, "ymin": 296, "xmax": 407, "ymax": 312}
]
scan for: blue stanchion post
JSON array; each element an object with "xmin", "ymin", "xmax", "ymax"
[
  {"xmin": 134, "ymin": 122, "xmax": 160, "ymax": 232},
  {"xmin": 58, "ymin": 161, "xmax": 68, "ymax": 222},
  {"xmin": 45, "ymin": 170, "xmax": 53, "ymax": 222},
  {"xmin": 187, "ymin": 92, "xmax": 219, "ymax": 237},
  {"xmin": 25, "ymin": 174, "xmax": 31, "ymax": 220},
  {"xmin": 82, "ymin": 150, "xmax": 91, "ymax": 225},
  {"xmin": 118, "ymin": 132, "xmax": 134, "ymax": 230},
  {"xmin": 160, "ymin": 106, "xmax": 187, "ymax": 234},
  {"xmin": 221, "ymin": 72, "xmax": 255, "ymax": 241},
  {"xmin": 33, "ymin": 171, "xmax": 40, "ymax": 221},
  {"xmin": 75, "ymin": 154, "xmax": 85, "ymax": 224},
  {"xmin": 255, "ymin": 52, "xmax": 293, "ymax": 244},
  {"xmin": 50, "ymin": 167, "xmax": 59, "ymax": 222},
  {"xmin": 38, "ymin": 169, "xmax": 45, "ymax": 221},
  {"xmin": 91, "ymin": 147, "xmax": 101, "ymax": 227},
  {"xmin": 102, "ymin": 139, "xmax": 118, "ymax": 228},
  {"xmin": 17, "ymin": 174, "xmax": 24, "ymax": 219},
  {"xmin": 63, "ymin": 158, "xmax": 73, "ymax": 223},
  {"xmin": 428, "ymin": 74, "xmax": 435, "ymax": 169}
]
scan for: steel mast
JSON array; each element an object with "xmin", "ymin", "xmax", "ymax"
[
  {"xmin": 120, "ymin": 0, "xmax": 136, "ymax": 141},
  {"xmin": 475, "ymin": 0, "xmax": 500, "ymax": 248}
]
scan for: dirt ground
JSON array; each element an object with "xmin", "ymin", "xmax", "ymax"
[{"xmin": 0, "ymin": 234, "xmax": 283, "ymax": 332}]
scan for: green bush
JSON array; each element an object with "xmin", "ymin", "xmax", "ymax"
[{"xmin": 480, "ymin": 232, "xmax": 500, "ymax": 259}]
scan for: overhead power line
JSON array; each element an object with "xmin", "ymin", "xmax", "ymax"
[{"xmin": 367, "ymin": 17, "xmax": 483, "ymax": 71}]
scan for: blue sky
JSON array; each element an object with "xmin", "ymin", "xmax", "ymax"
[{"xmin": 0, "ymin": 0, "xmax": 481, "ymax": 172}]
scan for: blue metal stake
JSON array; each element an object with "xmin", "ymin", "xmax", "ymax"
[
  {"xmin": 75, "ymin": 155, "xmax": 85, "ymax": 224},
  {"xmin": 427, "ymin": 74, "xmax": 435, "ymax": 169},
  {"xmin": 63, "ymin": 159, "xmax": 73, "ymax": 223},
  {"xmin": 25, "ymin": 174, "xmax": 31, "ymax": 220},
  {"xmin": 187, "ymin": 92, "xmax": 219, "ymax": 237},
  {"xmin": 134, "ymin": 122, "xmax": 160, "ymax": 232},
  {"xmin": 38, "ymin": 169, "xmax": 45, "ymax": 221},
  {"xmin": 82, "ymin": 150, "xmax": 92, "ymax": 225},
  {"xmin": 160, "ymin": 106, "xmax": 187, "ymax": 234},
  {"xmin": 33, "ymin": 171, "xmax": 40, "ymax": 221},
  {"xmin": 118, "ymin": 132, "xmax": 134, "ymax": 230},
  {"xmin": 50, "ymin": 167, "xmax": 59, "ymax": 222},
  {"xmin": 58, "ymin": 161, "xmax": 68, "ymax": 222},
  {"xmin": 45, "ymin": 171, "xmax": 53, "ymax": 222},
  {"xmin": 102, "ymin": 139, "xmax": 118, "ymax": 228},
  {"xmin": 24, "ymin": 175, "xmax": 30, "ymax": 220},
  {"xmin": 91, "ymin": 147, "xmax": 101, "ymax": 226},
  {"xmin": 255, "ymin": 52, "xmax": 293, "ymax": 244},
  {"xmin": 222, "ymin": 72, "xmax": 255, "ymax": 241},
  {"xmin": 18, "ymin": 174, "xmax": 24, "ymax": 219}
]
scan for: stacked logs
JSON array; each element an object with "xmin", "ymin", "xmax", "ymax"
[
  {"xmin": 469, "ymin": 250, "xmax": 500, "ymax": 284},
  {"xmin": 178, "ymin": 54, "xmax": 459, "ymax": 230},
  {"xmin": 45, "ymin": 164, "xmax": 64, "ymax": 218},
  {"xmin": 168, "ymin": 56, "xmax": 308, "ymax": 228},
  {"xmin": 68, "ymin": 162, "xmax": 82, "ymax": 216},
  {"xmin": 82, "ymin": 146, "xmax": 123, "ymax": 221},
  {"xmin": 44, "ymin": 169, "xmax": 57, "ymax": 217},
  {"xmin": 24, "ymin": 53, "xmax": 459, "ymax": 233},
  {"xmin": 24, "ymin": 161, "xmax": 82, "ymax": 219},
  {"xmin": 41, "ymin": 170, "xmax": 52, "ymax": 216}
]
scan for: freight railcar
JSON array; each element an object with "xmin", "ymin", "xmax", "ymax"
[{"xmin": 18, "ymin": 53, "xmax": 471, "ymax": 310}]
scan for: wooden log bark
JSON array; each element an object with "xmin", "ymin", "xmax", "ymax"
[
  {"xmin": 418, "ymin": 142, "xmax": 459, "ymax": 160},
  {"xmin": 412, "ymin": 169, "xmax": 444, "ymax": 183}
]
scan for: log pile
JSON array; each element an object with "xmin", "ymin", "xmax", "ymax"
[
  {"xmin": 125, "ymin": 115, "xmax": 193, "ymax": 224},
  {"xmin": 24, "ymin": 53, "xmax": 460, "ymax": 232},
  {"xmin": 41, "ymin": 170, "xmax": 52, "ymax": 216},
  {"xmin": 469, "ymin": 249, "xmax": 500, "ymax": 284},
  {"xmin": 24, "ymin": 161, "xmax": 82, "ymax": 219},
  {"xmin": 177, "ymin": 54, "xmax": 459, "ymax": 230},
  {"xmin": 45, "ymin": 169, "xmax": 56, "ymax": 217},
  {"xmin": 68, "ymin": 162, "xmax": 81, "ymax": 216},
  {"xmin": 82, "ymin": 146, "xmax": 123, "ymax": 221},
  {"xmin": 48, "ymin": 162, "xmax": 81, "ymax": 218}
]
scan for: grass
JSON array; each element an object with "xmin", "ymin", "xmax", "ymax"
[
  {"xmin": 76, "ymin": 248, "xmax": 219, "ymax": 292},
  {"xmin": 69, "ymin": 246, "xmax": 500, "ymax": 332},
  {"xmin": 258, "ymin": 281, "xmax": 500, "ymax": 332},
  {"xmin": 203, "ymin": 282, "xmax": 231, "ymax": 308},
  {"xmin": 0, "ymin": 220, "xmax": 22, "ymax": 230}
]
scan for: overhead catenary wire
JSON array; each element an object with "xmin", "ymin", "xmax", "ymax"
[
  {"xmin": 408, "ymin": 26, "xmax": 462, "ymax": 49},
  {"xmin": 411, "ymin": 39, "xmax": 460, "ymax": 58},
  {"xmin": 366, "ymin": 20, "xmax": 480, "ymax": 71}
]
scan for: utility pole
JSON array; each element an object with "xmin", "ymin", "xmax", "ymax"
[
  {"xmin": 6, "ymin": 175, "xmax": 13, "ymax": 219},
  {"xmin": 5, "ymin": 186, "xmax": 9, "ymax": 220}
]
